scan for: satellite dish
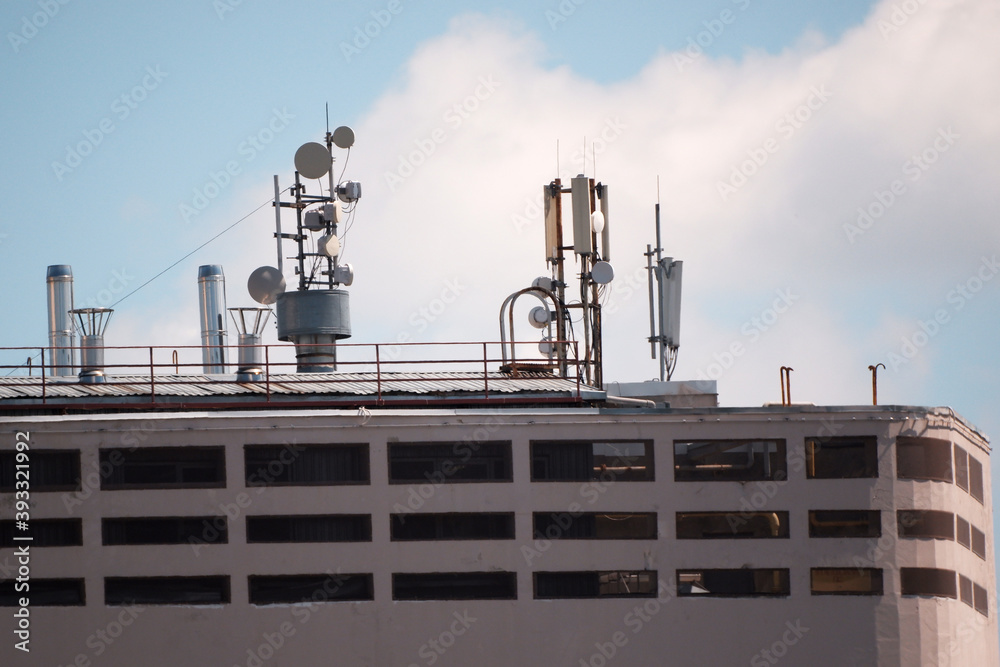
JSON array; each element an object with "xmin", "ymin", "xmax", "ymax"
[
  {"xmin": 532, "ymin": 276, "xmax": 554, "ymax": 292},
  {"xmin": 318, "ymin": 233, "xmax": 340, "ymax": 258},
  {"xmin": 591, "ymin": 261, "xmax": 615, "ymax": 285},
  {"xmin": 294, "ymin": 142, "xmax": 330, "ymax": 179},
  {"xmin": 528, "ymin": 306, "xmax": 551, "ymax": 329},
  {"xmin": 248, "ymin": 266, "xmax": 286, "ymax": 305},
  {"xmin": 332, "ymin": 126, "xmax": 355, "ymax": 149}
]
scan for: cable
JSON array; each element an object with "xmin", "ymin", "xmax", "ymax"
[{"xmin": 110, "ymin": 191, "xmax": 288, "ymax": 310}]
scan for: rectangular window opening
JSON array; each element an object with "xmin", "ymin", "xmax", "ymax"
[
  {"xmin": 897, "ymin": 510, "xmax": 954, "ymax": 541},
  {"xmin": 806, "ymin": 436, "xmax": 878, "ymax": 479},
  {"xmin": 105, "ymin": 576, "xmax": 230, "ymax": 605},
  {"xmin": 956, "ymin": 516, "xmax": 971, "ymax": 550},
  {"xmin": 531, "ymin": 441, "xmax": 653, "ymax": 482},
  {"xmin": 0, "ymin": 578, "xmax": 85, "ymax": 606},
  {"xmin": 810, "ymin": 568, "xmax": 883, "ymax": 595},
  {"xmin": 1, "ymin": 519, "xmax": 82, "ymax": 548},
  {"xmin": 973, "ymin": 583, "xmax": 989, "ymax": 617},
  {"xmin": 389, "ymin": 442, "xmax": 511, "ymax": 484},
  {"xmin": 674, "ymin": 440, "xmax": 786, "ymax": 482},
  {"xmin": 959, "ymin": 575, "xmax": 974, "ymax": 608},
  {"xmin": 971, "ymin": 526, "xmax": 987, "ymax": 560},
  {"xmin": 1, "ymin": 450, "xmax": 81, "ymax": 492},
  {"xmin": 676, "ymin": 569, "xmax": 790, "ymax": 597},
  {"xmin": 247, "ymin": 515, "xmax": 372, "ymax": 543},
  {"xmin": 534, "ymin": 571, "xmax": 657, "ymax": 599},
  {"xmin": 391, "ymin": 513, "xmax": 514, "ymax": 541},
  {"xmin": 900, "ymin": 567, "xmax": 956, "ymax": 599},
  {"xmin": 392, "ymin": 572, "xmax": 516, "ymax": 601},
  {"xmin": 101, "ymin": 447, "xmax": 225, "ymax": 490},
  {"xmin": 954, "ymin": 446, "xmax": 969, "ymax": 491},
  {"xmin": 245, "ymin": 444, "xmax": 369, "ymax": 486},
  {"xmin": 896, "ymin": 437, "xmax": 953, "ymax": 483},
  {"xmin": 968, "ymin": 456, "xmax": 985, "ymax": 504},
  {"xmin": 248, "ymin": 574, "xmax": 373, "ymax": 604},
  {"xmin": 102, "ymin": 517, "xmax": 227, "ymax": 546},
  {"xmin": 676, "ymin": 512, "xmax": 788, "ymax": 539},
  {"xmin": 808, "ymin": 510, "xmax": 881, "ymax": 538},
  {"xmin": 533, "ymin": 512, "xmax": 657, "ymax": 540}
]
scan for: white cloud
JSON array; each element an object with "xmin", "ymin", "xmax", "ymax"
[{"xmin": 130, "ymin": 1, "xmax": 999, "ymax": 408}]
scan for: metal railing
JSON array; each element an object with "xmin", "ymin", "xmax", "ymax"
[{"xmin": 0, "ymin": 341, "xmax": 584, "ymax": 409}]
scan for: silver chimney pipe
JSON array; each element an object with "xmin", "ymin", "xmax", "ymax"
[
  {"xmin": 46, "ymin": 265, "xmax": 76, "ymax": 377},
  {"xmin": 71, "ymin": 308, "xmax": 113, "ymax": 384},
  {"xmin": 198, "ymin": 265, "xmax": 228, "ymax": 374},
  {"xmin": 229, "ymin": 307, "xmax": 272, "ymax": 382}
]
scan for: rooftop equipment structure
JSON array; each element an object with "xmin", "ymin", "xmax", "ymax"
[
  {"xmin": 645, "ymin": 193, "xmax": 683, "ymax": 381},
  {"xmin": 70, "ymin": 307, "xmax": 113, "ymax": 384},
  {"xmin": 248, "ymin": 122, "xmax": 360, "ymax": 373},
  {"xmin": 197, "ymin": 264, "xmax": 228, "ymax": 374},
  {"xmin": 46, "ymin": 264, "xmax": 76, "ymax": 377},
  {"xmin": 502, "ymin": 174, "xmax": 613, "ymax": 387}
]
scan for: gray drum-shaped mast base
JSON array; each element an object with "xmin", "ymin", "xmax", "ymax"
[{"xmin": 276, "ymin": 290, "xmax": 351, "ymax": 372}]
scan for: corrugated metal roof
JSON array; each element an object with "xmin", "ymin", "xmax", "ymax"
[{"xmin": 0, "ymin": 371, "xmax": 602, "ymax": 406}]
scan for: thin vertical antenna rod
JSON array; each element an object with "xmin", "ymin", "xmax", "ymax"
[
  {"xmin": 273, "ymin": 176, "xmax": 284, "ymax": 273},
  {"xmin": 655, "ymin": 201, "xmax": 666, "ymax": 381}
]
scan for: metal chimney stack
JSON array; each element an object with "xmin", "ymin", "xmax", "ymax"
[
  {"xmin": 70, "ymin": 308, "xmax": 112, "ymax": 384},
  {"xmin": 228, "ymin": 307, "xmax": 271, "ymax": 382},
  {"xmin": 46, "ymin": 265, "xmax": 76, "ymax": 377},
  {"xmin": 198, "ymin": 265, "xmax": 228, "ymax": 374}
]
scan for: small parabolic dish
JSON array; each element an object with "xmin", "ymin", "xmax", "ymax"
[
  {"xmin": 591, "ymin": 261, "xmax": 615, "ymax": 285},
  {"xmin": 248, "ymin": 266, "xmax": 287, "ymax": 305},
  {"xmin": 332, "ymin": 126, "xmax": 355, "ymax": 149},
  {"xmin": 294, "ymin": 142, "xmax": 330, "ymax": 179}
]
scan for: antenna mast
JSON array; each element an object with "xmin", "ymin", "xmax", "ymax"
[{"xmin": 645, "ymin": 178, "xmax": 682, "ymax": 381}]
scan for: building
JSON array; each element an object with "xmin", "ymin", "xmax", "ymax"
[{"xmin": 1, "ymin": 132, "xmax": 995, "ymax": 665}]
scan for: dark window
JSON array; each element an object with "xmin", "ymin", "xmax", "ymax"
[
  {"xmin": 105, "ymin": 576, "xmax": 230, "ymax": 605},
  {"xmin": 676, "ymin": 512, "xmax": 788, "ymax": 539},
  {"xmin": 897, "ymin": 510, "xmax": 954, "ymax": 541},
  {"xmin": 248, "ymin": 574, "xmax": 373, "ymax": 604},
  {"xmin": 676, "ymin": 569, "xmax": 790, "ymax": 597},
  {"xmin": 0, "ymin": 579, "xmax": 85, "ymax": 606},
  {"xmin": 900, "ymin": 568, "xmax": 956, "ymax": 599},
  {"xmin": 896, "ymin": 437, "xmax": 952, "ymax": 482},
  {"xmin": 388, "ymin": 442, "xmax": 511, "ymax": 483},
  {"xmin": 674, "ymin": 440, "xmax": 786, "ymax": 482},
  {"xmin": 971, "ymin": 526, "xmax": 987, "ymax": 560},
  {"xmin": 392, "ymin": 572, "xmax": 516, "ymax": 600},
  {"xmin": 811, "ymin": 568, "xmax": 883, "ymax": 595},
  {"xmin": 391, "ymin": 513, "xmax": 514, "ymax": 541},
  {"xmin": 245, "ymin": 444, "xmax": 368, "ymax": 486},
  {"xmin": 968, "ymin": 456, "xmax": 984, "ymax": 503},
  {"xmin": 531, "ymin": 441, "xmax": 653, "ymax": 482},
  {"xmin": 956, "ymin": 516, "xmax": 971, "ymax": 550},
  {"xmin": 101, "ymin": 447, "xmax": 225, "ymax": 489},
  {"xmin": 954, "ymin": 446, "xmax": 969, "ymax": 491},
  {"xmin": 809, "ymin": 510, "xmax": 881, "ymax": 538},
  {"xmin": 0, "ymin": 519, "xmax": 82, "ymax": 547},
  {"xmin": 102, "ymin": 517, "xmax": 227, "ymax": 546},
  {"xmin": 973, "ymin": 583, "xmax": 989, "ymax": 617},
  {"xmin": 534, "ymin": 571, "xmax": 657, "ymax": 599},
  {"xmin": 0, "ymin": 450, "xmax": 80, "ymax": 492},
  {"xmin": 533, "ymin": 512, "xmax": 657, "ymax": 540},
  {"xmin": 247, "ymin": 515, "xmax": 371, "ymax": 543},
  {"xmin": 806, "ymin": 436, "xmax": 878, "ymax": 478},
  {"xmin": 959, "ymin": 575, "xmax": 973, "ymax": 608}
]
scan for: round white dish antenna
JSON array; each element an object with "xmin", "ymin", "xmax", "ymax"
[
  {"xmin": 528, "ymin": 306, "xmax": 551, "ymax": 329},
  {"xmin": 248, "ymin": 266, "xmax": 286, "ymax": 305},
  {"xmin": 334, "ymin": 262, "xmax": 354, "ymax": 286},
  {"xmin": 332, "ymin": 126, "xmax": 355, "ymax": 149},
  {"xmin": 539, "ymin": 336, "xmax": 557, "ymax": 358},
  {"xmin": 591, "ymin": 261, "xmax": 615, "ymax": 285},
  {"xmin": 318, "ymin": 233, "xmax": 340, "ymax": 258},
  {"xmin": 294, "ymin": 142, "xmax": 330, "ymax": 179},
  {"xmin": 532, "ymin": 276, "xmax": 554, "ymax": 292}
]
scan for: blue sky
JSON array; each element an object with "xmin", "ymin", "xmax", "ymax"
[{"xmin": 2, "ymin": 0, "xmax": 1000, "ymax": 627}]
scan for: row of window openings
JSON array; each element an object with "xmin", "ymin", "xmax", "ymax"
[
  {"xmin": 0, "ymin": 437, "xmax": 985, "ymax": 502},
  {"xmin": 1, "ymin": 510, "xmax": 986, "ymax": 560},
  {"xmin": 0, "ymin": 568, "xmax": 988, "ymax": 616}
]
